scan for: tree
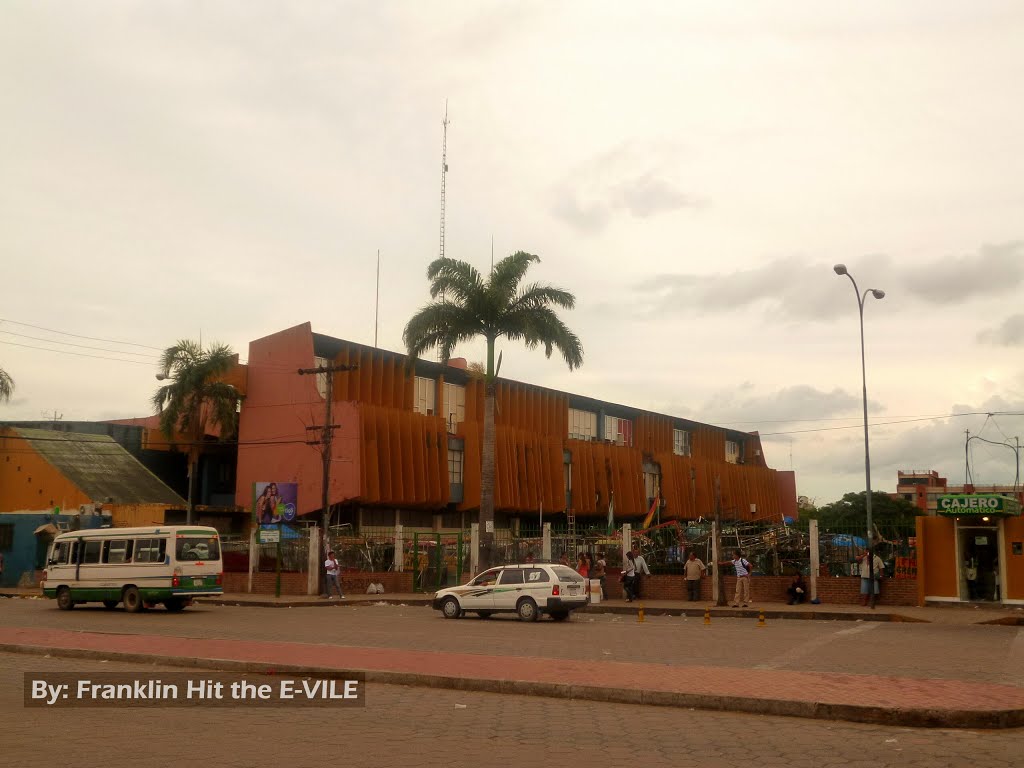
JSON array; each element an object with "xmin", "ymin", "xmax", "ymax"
[
  {"xmin": 0, "ymin": 367, "xmax": 13, "ymax": 403},
  {"xmin": 404, "ymin": 252, "xmax": 583, "ymax": 571},
  {"xmin": 152, "ymin": 340, "xmax": 239, "ymax": 524},
  {"xmin": 816, "ymin": 491, "xmax": 918, "ymax": 533}
]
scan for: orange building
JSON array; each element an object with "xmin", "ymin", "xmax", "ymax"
[{"xmin": 233, "ymin": 323, "xmax": 797, "ymax": 532}]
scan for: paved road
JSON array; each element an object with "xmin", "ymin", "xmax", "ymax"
[
  {"xmin": 3, "ymin": 598, "xmax": 1022, "ymax": 686},
  {"xmin": 2, "ymin": 653, "xmax": 1018, "ymax": 768}
]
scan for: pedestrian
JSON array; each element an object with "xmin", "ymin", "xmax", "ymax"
[
  {"xmin": 720, "ymin": 550, "xmax": 753, "ymax": 608},
  {"xmin": 576, "ymin": 552, "xmax": 590, "ymax": 579},
  {"xmin": 324, "ymin": 550, "xmax": 345, "ymax": 599},
  {"xmin": 683, "ymin": 551, "xmax": 706, "ymax": 602},
  {"xmin": 856, "ymin": 549, "xmax": 884, "ymax": 606},
  {"xmin": 559, "ymin": 552, "xmax": 570, "ymax": 566},
  {"xmin": 621, "ymin": 551, "xmax": 637, "ymax": 602},
  {"xmin": 525, "ymin": 552, "xmax": 535, "ymax": 564},
  {"xmin": 786, "ymin": 573, "xmax": 807, "ymax": 605},
  {"xmin": 418, "ymin": 550, "xmax": 430, "ymax": 591},
  {"xmin": 591, "ymin": 551, "xmax": 607, "ymax": 600},
  {"xmin": 631, "ymin": 544, "xmax": 651, "ymax": 600},
  {"xmin": 963, "ymin": 560, "xmax": 977, "ymax": 600}
]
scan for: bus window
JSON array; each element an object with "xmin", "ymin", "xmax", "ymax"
[
  {"xmin": 135, "ymin": 539, "xmax": 166, "ymax": 564},
  {"xmin": 176, "ymin": 537, "xmax": 220, "ymax": 562},
  {"xmin": 82, "ymin": 541, "xmax": 102, "ymax": 564},
  {"xmin": 49, "ymin": 541, "xmax": 70, "ymax": 566},
  {"xmin": 104, "ymin": 539, "xmax": 132, "ymax": 564}
]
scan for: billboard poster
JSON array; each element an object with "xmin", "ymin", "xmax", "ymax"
[{"xmin": 252, "ymin": 482, "xmax": 298, "ymax": 525}]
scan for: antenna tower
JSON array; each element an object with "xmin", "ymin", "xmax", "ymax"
[{"xmin": 439, "ymin": 100, "xmax": 450, "ymax": 260}]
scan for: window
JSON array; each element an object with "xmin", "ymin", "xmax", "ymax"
[
  {"xmin": 313, "ymin": 356, "xmax": 329, "ymax": 400},
  {"xmin": 643, "ymin": 470, "xmax": 660, "ymax": 501},
  {"xmin": 725, "ymin": 440, "xmax": 740, "ymax": 464},
  {"xmin": 82, "ymin": 541, "xmax": 102, "ymax": 564},
  {"xmin": 552, "ymin": 565, "xmax": 584, "ymax": 583},
  {"xmin": 498, "ymin": 569, "xmax": 524, "ymax": 585},
  {"xmin": 448, "ymin": 448, "xmax": 464, "ymax": 485},
  {"xmin": 135, "ymin": 539, "xmax": 167, "ymax": 564},
  {"xmin": 103, "ymin": 540, "xmax": 133, "ymax": 564},
  {"xmin": 604, "ymin": 416, "xmax": 633, "ymax": 447},
  {"xmin": 176, "ymin": 536, "xmax": 220, "ymax": 562},
  {"xmin": 442, "ymin": 382, "xmax": 466, "ymax": 433},
  {"xmin": 673, "ymin": 429, "xmax": 691, "ymax": 456},
  {"xmin": 48, "ymin": 541, "xmax": 70, "ymax": 565},
  {"xmin": 568, "ymin": 408, "xmax": 597, "ymax": 440},
  {"xmin": 524, "ymin": 568, "xmax": 549, "ymax": 583},
  {"xmin": 414, "ymin": 376, "xmax": 436, "ymax": 416},
  {"xmin": 0, "ymin": 524, "xmax": 13, "ymax": 550},
  {"xmin": 469, "ymin": 568, "xmax": 501, "ymax": 586}
]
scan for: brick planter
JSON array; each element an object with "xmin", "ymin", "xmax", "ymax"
[{"xmin": 222, "ymin": 571, "xmax": 413, "ymax": 596}]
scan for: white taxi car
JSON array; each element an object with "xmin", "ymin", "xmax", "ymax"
[{"xmin": 431, "ymin": 563, "xmax": 587, "ymax": 621}]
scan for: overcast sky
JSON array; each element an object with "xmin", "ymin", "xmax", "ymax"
[{"xmin": 2, "ymin": 1, "xmax": 1023, "ymax": 505}]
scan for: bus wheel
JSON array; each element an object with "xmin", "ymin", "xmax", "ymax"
[
  {"xmin": 164, "ymin": 599, "xmax": 186, "ymax": 612},
  {"xmin": 122, "ymin": 586, "xmax": 143, "ymax": 613},
  {"xmin": 102, "ymin": 600, "xmax": 119, "ymax": 610},
  {"xmin": 56, "ymin": 587, "xmax": 75, "ymax": 611}
]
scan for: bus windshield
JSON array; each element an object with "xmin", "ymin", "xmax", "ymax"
[{"xmin": 175, "ymin": 537, "xmax": 220, "ymax": 562}]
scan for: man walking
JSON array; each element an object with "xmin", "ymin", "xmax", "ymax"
[
  {"xmin": 631, "ymin": 544, "xmax": 651, "ymax": 600},
  {"xmin": 683, "ymin": 551, "xmax": 706, "ymax": 602},
  {"xmin": 324, "ymin": 550, "xmax": 345, "ymax": 599}
]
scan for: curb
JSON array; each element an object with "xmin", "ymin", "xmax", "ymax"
[
  {"xmin": 196, "ymin": 597, "xmax": 434, "ymax": 608},
  {"xmin": 1, "ymin": 641, "xmax": 1020, "ymax": 729},
  {"xmin": 577, "ymin": 605, "xmax": 930, "ymax": 623}
]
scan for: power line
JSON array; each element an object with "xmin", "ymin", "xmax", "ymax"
[
  {"xmin": 0, "ymin": 340, "xmax": 155, "ymax": 365},
  {"xmin": 759, "ymin": 411, "xmax": 1023, "ymax": 437},
  {"xmin": 0, "ymin": 331, "xmax": 160, "ymax": 359},
  {"xmin": 0, "ymin": 318, "xmax": 164, "ymax": 350}
]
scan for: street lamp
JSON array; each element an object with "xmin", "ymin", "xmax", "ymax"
[{"xmin": 833, "ymin": 264, "xmax": 885, "ymax": 608}]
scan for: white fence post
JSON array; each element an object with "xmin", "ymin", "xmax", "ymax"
[
  {"xmin": 711, "ymin": 521, "xmax": 720, "ymax": 604},
  {"xmin": 809, "ymin": 519, "xmax": 820, "ymax": 603},
  {"xmin": 542, "ymin": 523, "xmax": 552, "ymax": 561},
  {"xmin": 394, "ymin": 524, "xmax": 404, "ymax": 572},
  {"xmin": 622, "ymin": 523, "xmax": 632, "ymax": 563},
  {"xmin": 470, "ymin": 523, "xmax": 479, "ymax": 575},
  {"xmin": 247, "ymin": 526, "xmax": 257, "ymax": 594}
]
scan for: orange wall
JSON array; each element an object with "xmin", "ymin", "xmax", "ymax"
[
  {"xmin": 0, "ymin": 429, "xmax": 90, "ymax": 513},
  {"xmin": 919, "ymin": 515, "xmax": 958, "ymax": 599},
  {"xmin": 1003, "ymin": 517, "xmax": 1024, "ymax": 601}
]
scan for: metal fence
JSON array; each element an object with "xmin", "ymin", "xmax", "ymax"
[{"xmin": 410, "ymin": 531, "xmax": 469, "ymax": 592}]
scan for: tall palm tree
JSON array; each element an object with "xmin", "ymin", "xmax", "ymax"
[
  {"xmin": 152, "ymin": 340, "xmax": 239, "ymax": 524},
  {"xmin": 404, "ymin": 252, "xmax": 583, "ymax": 571},
  {"xmin": 0, "ymin": 367, "xmax": 13, "ymax": 403}
]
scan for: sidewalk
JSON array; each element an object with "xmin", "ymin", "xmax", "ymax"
[
  {"xmin": 5, "ymin": 587, "xmax": 1021, "ymax": 624},
  {"xmin": 1, "ymin": 625, "xmax": 1021, "ymax": 728}
]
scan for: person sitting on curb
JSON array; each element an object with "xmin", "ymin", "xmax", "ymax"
[{"xmin": 786, "ymin": 573, "xmax": 807, "ymax": 605}]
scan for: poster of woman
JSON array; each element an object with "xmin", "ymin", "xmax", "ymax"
[{"xmin": 252, "ymin": 482, "xmax": 298, "ymax": 525}]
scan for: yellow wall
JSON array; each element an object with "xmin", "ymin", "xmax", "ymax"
[
  {"xmin": 108, "ymin": 503, "xmax": 171, "ymax": 528},
  {"xmin": 919, "ymin": 516, "xmax": 958, "ymax": 600},
  {"xmin": 0, "ymin": 429, "xmax": 89, "ymax": 513},
  {"xmin": 1003, "ymin": 517, "xmax": 1024, "ymax": 601}
]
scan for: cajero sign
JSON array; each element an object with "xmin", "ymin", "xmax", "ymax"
[{"xmin": 936, "ymin": 494, "xmax": 1022, "ymax": 517}]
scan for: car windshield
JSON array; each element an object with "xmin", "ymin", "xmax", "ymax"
[
  {"xmin": 175, "ymin": 536, "xmax": 220, "ymax": 561},
  {"xmin": 469, "ymin": 569, "xmax": 500, "ymax": 586},
  {"xmin": 552, "ymin": 565, "xmax": 584, "ymax": 582}
]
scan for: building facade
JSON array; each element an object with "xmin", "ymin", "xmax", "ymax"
[{"xmin": 233, "ymin": 323, "xmax": 797, "ymax": 532}]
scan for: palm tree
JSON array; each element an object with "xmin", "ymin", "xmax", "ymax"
[
  {"xmin": 152, "ymin": 340, "xmax": 239, "ymax": 524},
  {"xmin": 0, "ymin": 367, "xmax": 13, "ymax": 403},
  {"xmin": 404, "ymin": 252, "xmax": 583, "ymax": 571}
]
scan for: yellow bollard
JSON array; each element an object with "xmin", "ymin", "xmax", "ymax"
[
  {"xmin": 703, "ymin": 607, "xmax": 711, "ymax": 626},
  {"xmin": 757, "ymin": 610, "xmax": 766, "ymax": 628},
  {"xmin": 637, "ymin": 602, "xmax": 645, "ymax": 623}
]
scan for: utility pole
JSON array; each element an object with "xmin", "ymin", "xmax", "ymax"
[
  {"xmin": 714, "ymin": 475, "xmax": 726, "ymax": 606},
  {"xmin": 298, "ymin": 363, "xmax": 358, "ymax": 593}
]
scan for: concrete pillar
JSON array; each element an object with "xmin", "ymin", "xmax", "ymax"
[
  {"xmin": 622, "ymin": 523, "xmax": 632, "ymax": 563},
  {"xmin": 470, "ymin": 523, "xmax": 479, "ymax": 575},
  {"xmin": 247, "ymin": 526, "xmax": 258, "ymax": 594},
  {"xmin": 542, "ymin": 523, "xmax": 552, "ymax": 561},
  {"xmin": 511, "ymin": 516, "xmax": 520, "ymax": 537},
  {"xmin": 433, "ymin": 513, "xmax": 443, "ymax": 532},
  {"xmin": 307, "ymin": 527, "xmax": 321, "ymax": 595},
  {"xmin": 394, "ymin": 524, "xmax": 404, "ymax": 572},
  {"xmin": 711, "ymin": 521, "xmax": 720, "ymax": 604},
  {"xmin": 809, "ymin": 519, "xmax": 820, "ymax": 603}
]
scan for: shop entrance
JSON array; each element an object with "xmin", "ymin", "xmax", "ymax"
[{"xmin": 958, "ymin": 524, "xmax": 1000, "ymax": 601}]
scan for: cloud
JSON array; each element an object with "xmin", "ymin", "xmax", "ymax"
[
  {"xmin": 693, "ymin": 383, "xmax": 868, "ymax": 428},
  {"xmin": 550, "ymin": 144, "xmax": 705, "ymax": 233},
  {"xmin": 978, "ymin": 314, "xmax": 1024, "ymax": 347},
  {"xmin": 902, "ymin": 242, "xmax": 1024, "ymax": 302}
]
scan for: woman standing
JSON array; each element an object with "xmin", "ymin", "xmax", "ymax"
[
  {"xmin": 622, "ymin": 551, "xmax": 637, "ymax": 602},
  {"xmin": 591, "ymin": 551, "xmax": 607, "ymax": 600},
  {"xmin": 576, "ymin": 552, "xmax": 590, "ymax": 579}
]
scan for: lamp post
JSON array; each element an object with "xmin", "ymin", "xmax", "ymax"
[{"xmin": 833, "ymin": 264, "xmax": 885, "ymax": 608}]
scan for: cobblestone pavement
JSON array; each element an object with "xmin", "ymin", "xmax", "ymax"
[
  {"xmin": 2, "ymin": 653, "xmax": 1020, "ymax": 768},
  {"xmin": 2, "ymin": 598, "xmax": 1022, "ymax": 686}
]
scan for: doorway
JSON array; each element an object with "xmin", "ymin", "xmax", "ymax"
[{"xmin": 958, "ymin": 523, "xmax": 1000, "ymax": 602}]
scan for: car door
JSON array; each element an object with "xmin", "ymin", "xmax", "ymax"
[
  {"xmin": 460, "ymin": 568, "xmax": 501, "ymax": 610},
  {"xmin": 494, "ymin": 567, "xmax": 526, "ymax": 609}
]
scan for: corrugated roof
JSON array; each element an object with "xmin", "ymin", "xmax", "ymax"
[{"xmin": 12, "ymin": 428, "xmax": 185, "ymax": 505}]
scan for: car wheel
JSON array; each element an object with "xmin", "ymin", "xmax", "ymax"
[
  {"xmin": 164, "ymin": 599, "xmax": 186, "ymax": 612},
  {"xmin": 516, "ymin": 598, "xmax": 539, "ymax": 622},
  {"xmin": 440, "ymin": 596, "xmax": 461, "ymax": 619},
  {"xmin": 550, "ymin": 611, "xmax": 570, "ymax": 621},
  {"xmin": 476, "ymin": 611, "xmax": 493, "ymax": 619},
  {"xmin": 102, "ymin": 600, "xmax": 119, "ymax": 610},
  {"xmin": 122, "ymin": 587, "xmax": 143, "ymax": 614},
  {"xmin": 56, "ymin": 587, "xmax": 75, "ymax": 611}
]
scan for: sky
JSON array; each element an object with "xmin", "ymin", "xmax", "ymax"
[{"xmin": 2, "ymin": 1, "xmax": 1023, "ymax": 506}]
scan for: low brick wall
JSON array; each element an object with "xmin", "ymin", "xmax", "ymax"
[
  {"xmin": 222, "ymin": 571, "xmax": 413, "ymax": 596},
  {"xmin": 606, "ymin": 571, "xmax": 918, "ymax": 606}
]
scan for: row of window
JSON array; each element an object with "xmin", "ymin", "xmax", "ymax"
[
  {"xmin": 414, "ymin": 377, "xmax": 466, "ymax": 433},
  {"xmin": 48, "ymin": 537, "xmax": 220, "ymax": 566}
]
